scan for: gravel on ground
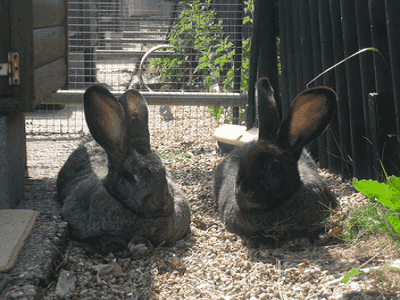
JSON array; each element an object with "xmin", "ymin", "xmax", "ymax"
[{"xmin": 2, "ymin": 105, "xmax": 400, "ymax": 300}]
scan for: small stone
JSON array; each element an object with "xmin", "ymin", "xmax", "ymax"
[
  {"xmin": 55, "ymin": 269, "xmax": 76, "ymax": 298},
  {"xmin": 159, "ymin": 105, "xmax": 174, "ymax": 121},
  {"xmin": 258, "ymin": 293, "xmax": 270, "ymax": 300}
]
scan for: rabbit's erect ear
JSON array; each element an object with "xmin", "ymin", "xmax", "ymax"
[
  {"xmin": 118, "ymin": 90, "xmax": 151, "ymax": 152},
  {"xmin": 277, "ymin": 86, "xmax": 337, "ymax": 156},
  {"xmin": 256, "ymin": 77, "xmax": 280, "ymax": 141},
  {"xmin": 84, "ymin": 85, "xmax": 126, "ymax": 155}
]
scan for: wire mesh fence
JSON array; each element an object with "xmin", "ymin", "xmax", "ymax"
[
  {"xmin": 68, "ymin": 0, "xmax": 250, "ymax": 92},
  {"xmin": 25, "ymin": 104, "xmax": 87, "ymax": 135},
  {"xmin": 26, "ymin": 0, "xmax": 251, "ymax": 137},
  {"xmin": 25, "ymin": 104, "xmax": 221, "ymax": 143}
]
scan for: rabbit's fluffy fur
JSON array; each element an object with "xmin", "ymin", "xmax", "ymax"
[
  {"xmin": 57, "ymin": 86, "xmax": 190, "ymax": 252},
  {"xmin": 213, "ymin": 78, "xmax": 338, "ymax": 246}
]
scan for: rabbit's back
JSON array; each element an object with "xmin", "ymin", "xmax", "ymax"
[
  {"xmin": 213, "ymin": 141, "xmax": 254, "ymax": 215},
  {"xmin": 57, "ymin": 138, "xmax": 106, "ymax": 203}
]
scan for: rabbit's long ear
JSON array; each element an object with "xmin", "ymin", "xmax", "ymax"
[
  {"xmin": 256, "ymin": 77, "xmax": 280, "ymax": 141},
  {"xmin": 118, "ymin": 90, "xmax": 151, "ymax": 152},
  {"xmin": 277, "ymin": 86, "xmax": 336, "ymax": 157},
  {"xmin": 84, "ymin": 85, "xmax": 126, "ymax": 155}
]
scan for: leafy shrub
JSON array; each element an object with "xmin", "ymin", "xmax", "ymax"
[{"xmin": 148, "ymin": 0, "xmax": 254, "ymax": 123}]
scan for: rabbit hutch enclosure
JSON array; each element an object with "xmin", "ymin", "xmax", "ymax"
[
  {"xmin": 25, "ymin": 0, "xmax": 400, "ymax": 184},
  {"xmin": 1, "ymin": 0, "xmax": 400, "ymax": 205},
  {"xmin": 1, "ymin": 0, "xmax": 400, "ymax": 298}
]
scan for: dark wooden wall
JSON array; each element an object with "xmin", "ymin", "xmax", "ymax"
[
  {"xmin": 268, "ymin": 0, "xmax": 400, "ymax": 181},
  {"xmin": 33, "ymin": 0, "xmax": 68, "ymax": 106}
]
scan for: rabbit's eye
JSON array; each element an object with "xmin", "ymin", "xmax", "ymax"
[
  {"xmin": 236, "ymin": 181, "xmax": 254, "ymax": 197},
  {"xmin": 244, "ymin": 189, "xmax": 255, "ymax": 198},
  {"xmin": 133, "ymin": 174, "xmax": 140, "ymax": 182},
  {"xmin": 123, "ymin": 171, "xmax": 139, "ymax": 183}
]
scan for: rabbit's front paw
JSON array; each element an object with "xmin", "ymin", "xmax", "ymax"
[{"xmin": 99, "ymin": 235, "xmax": 130, "ymax": 257}]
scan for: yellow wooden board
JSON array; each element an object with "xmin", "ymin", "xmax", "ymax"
[{"xmin": 0, "ymin": 210, "xmax": 40, "ymax": 272}]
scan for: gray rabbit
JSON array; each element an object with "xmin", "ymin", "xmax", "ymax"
[
  {"xmin": 213, "ymin": 77, "xmax": 338, "ymax": 246},
  {"xmin": 57, "ymin": 85, "xmax": 190, "ymax": 253}
]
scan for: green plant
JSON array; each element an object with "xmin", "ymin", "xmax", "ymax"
[
  {"xmin": 149, "ymin": 0, "xmax": 283, "ymax": 124},
  {"xmin": 149, "ymin": 0, "xmax": 258, "ymax": 124},
  {"xmin": 207, "ymin": 106, "xmax": 225, "ymax": 123},
  {"xmin": 157, "ymin": 151, "xmax": 192, "ymax": 162},
  {"xmin": 338, "ymin": 202, "xmax": 385, "ymax": 243},
  {"xmin": 339, "ymin": 169, "xmax": 400, "ymax": 284},
  {"xmin": 352, "ymin": 176, "xmax": 400, "ymax": 239},
  {"xmin": 149, "ymin": 0, "xmax": 229, "ymax": 89},
  {"xmin": 342, "ymin": 266, "xmax": 400, "ymax": 283}
]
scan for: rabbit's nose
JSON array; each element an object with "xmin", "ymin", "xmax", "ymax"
[{"xmin": 141, "ymin": 180, "xmax": 174, "ymax": 218}]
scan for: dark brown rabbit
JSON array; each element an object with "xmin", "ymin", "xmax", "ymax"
[
  {"xmin": 57, "ymin": 85, "xmax": 190, "ymax": 254},
  {"xmin": 213, "ymin": 77, "xmax": 338, "ymax": 246}
]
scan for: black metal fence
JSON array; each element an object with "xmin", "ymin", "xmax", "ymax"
[{"xmin": 262, "ymin": 0, "xmax": 400, "ymax": 181}]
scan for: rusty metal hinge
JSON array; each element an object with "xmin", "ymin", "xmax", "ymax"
[
  {"xmin": 9, "ymin": 52, "xmax": 20, "ymax": 85},
  {"xmin": 0, "ymin": 52, "xmax": 20, "ymax": 85}
]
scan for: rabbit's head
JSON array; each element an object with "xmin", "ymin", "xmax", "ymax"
[
  {"xmin": 84, "ymin": 85, "xmax": 174, "ymax": 219},
  {"xmin": 236, "ymin": 78, "xmax": 336, "ymax": 212}
]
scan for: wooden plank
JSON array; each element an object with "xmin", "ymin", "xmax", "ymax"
[
  {"xmin": 341, "ymin": 0, "xmax": 365, "ymax": 179},
  {"xmin": 385, "ymin": 0, "xmax": 400, "ymax": 140},
  {"xmin": 329, "ymin": 0, "xmax": 351, "ymax": 179},
  {"xmin": 317, "ymin": 0, "xmax": 334, "ymax": 168},
  {"xmin": 212, "ymin": 124, "xmax": 258, "ymax": 146},
  {"xmin": 369, "ymin": 0, "xmax": 400, "ymax": 178},
  {"xmin": 0, "ymin": 113, "xmax": 26, "ymax": 208},
  {"xmin": 32, "ymin": 0, "xmax": 66, "ymax": 29},
  {"xmin": 8, "ymin": 0, "xmax": 35, "ymax": 112},
  {"xmin": 355, "ymin": 0, "xmax": 375, "ymax": 179},
  {"xmin": 34, "ymin": 58, "xmax": 67, "ymax": 106},
  {"xmin": 0, "ymin": 0, "xmax": 10, "ymax": 96},
  {"xmin": 33, "ymin": 26, "xmax": 67, "ymax": 69}
]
